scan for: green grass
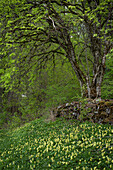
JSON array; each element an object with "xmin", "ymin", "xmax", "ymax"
[{"xmin": 0, "ymin": 118, "xmax": 113, "ymax": 170}]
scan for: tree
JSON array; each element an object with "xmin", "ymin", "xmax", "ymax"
[
  {"xmin": 0, "ymin": 0, "xmax": 113, "ymax": 99},
  {"xmin": 101, "ymin": 49, "xmax": 113, "ymax": 99}
]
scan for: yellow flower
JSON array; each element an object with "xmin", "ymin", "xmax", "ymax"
[
  {"xmin": 25, "ymin": 142, "xmax": 28, "ymax": 145},
  {"xmin": 110, "ymin": 164, "xmax": 112, "ymax": 168},
  {"xmin": 101, "ymin": 152, "xmax": 105, "ymax": 157},
  {"xmin": 20, "ymin": 155, "xmax": 23, "ymax": 158},
  {"xmin": 62, "ymin": 161, "xmax": 65, "ymax": 164},
  {"xmin": 98, "ymin": 161, "xmax": 101, "ymax": 164},
  {"xmin": 54, "ymin": 138, "xmax": 59, "ymax": 142},
  {"xmin": 51, "ymin": 157, "xmax": 54, "ymax": 162},
  {"xmin": 106, "ymin": 143, "xmax": 109, "ymax": 148},
  {"xmin": 107, "ymin": 156, "xmax": 111, "ymax": 162},
  {"xmin": 93, "ymin": 142, "xmax": 96, "ymax": 146},
  {"xmin": 0, "ymin": 159, "xmax": 3, "ymax": 162},
  {"xmin": 90, "ymin": 157, "xmax": 93, "ymax": 161},
  {"xmin": 30, "ymin": 159, "xmax": 32, "ymax": 163},
  {"xmin": 35, "ymin": 139, "xmax": 38, "ymax": 143}
]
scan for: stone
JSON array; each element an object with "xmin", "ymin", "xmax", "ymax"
[
  {"xmin": 51, "ymin": 99, "xmax": 113, "ymax": 124},
  {"xmin": 100, "ymin": 112, "xmax": 108, "ymax": 117}
]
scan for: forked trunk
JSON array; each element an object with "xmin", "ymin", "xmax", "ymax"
[
  {"xmin": 66, "ymin": 31, "xmax": 108, "ymax": 100},
  {"xmin": 69, "ymin": 56, "xmax": 105, "ymax": 99}
]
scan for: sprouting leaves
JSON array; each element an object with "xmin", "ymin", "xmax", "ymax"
[{"xmin": 93, "ymin": 34, "xmax": 97, "ymax": 37}]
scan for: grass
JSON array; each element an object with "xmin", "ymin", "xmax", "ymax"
[{"xmin": 0, "ymin": 117, "xmax": 113, "ymax": 170}]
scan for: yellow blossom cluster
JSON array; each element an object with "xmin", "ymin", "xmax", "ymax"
[{"xmin": 0, "ymin": 119, "xmax": 112, "ymax": 169}]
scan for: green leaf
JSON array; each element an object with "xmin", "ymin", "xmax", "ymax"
[{"xmin": 93, "ymin": 34, "xmax": 97, "ymax": 37}]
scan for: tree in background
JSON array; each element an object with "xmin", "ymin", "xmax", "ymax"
[
  {"xmin": 101, "ymin": 49, "xmax": 113, "ymax": 99},
  {"xmin": 0, "ymin": 0, "xmax": 113, "ymax": 99}
]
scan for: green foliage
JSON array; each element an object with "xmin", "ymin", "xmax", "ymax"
[
  {"xmin": 0, "ymin": 118, "xmax": 112, "ymax": 169},
  {"xmin": 0, "ymin": 0, "xmax": 113, "ymax": 127},
  {"xmin": 45, "ymin": 59, "xmax": 80, "ymax": 108},
  {"xmin": 102, "ymin": 49, "xmax": 113, "ymax": 99},
  {"xmin": 77, "ymin": 97, "xmax": 91, "ymax": 121},
  {"xmin": 0, "ymin": 54, "xmax": 80, "ymax": 128},
  {"xmin": 8, "ymin": 114, "xmax": 21, "ymax": 129}
]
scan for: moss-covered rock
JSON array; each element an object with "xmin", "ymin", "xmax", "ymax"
[{"xmin": 52, "ymin": 99, "xmax": 113, "ymax": 125}]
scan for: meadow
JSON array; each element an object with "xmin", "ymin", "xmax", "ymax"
[{"xmin": 0, "ymin": 118, "xmax": 113, "ymax": 170}]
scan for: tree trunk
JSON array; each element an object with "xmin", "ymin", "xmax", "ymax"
[{"xmin": 69, "ymin": 54, "xmax": 106, "ymax": 99}]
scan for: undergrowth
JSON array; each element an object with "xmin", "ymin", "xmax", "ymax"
[{"xmin": 0, "ymin": 118, "xmax": 113, "ymax": 169}]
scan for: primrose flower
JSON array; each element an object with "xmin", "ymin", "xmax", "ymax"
[
  {"xmin": 35, "ymin": 139, "xmax": 38, "ymax": 143},
  {"xmin": 0, "ymin": 159, "xmax": 3, "ymax": 162},
  {"xmin": 98, "ymin": 161, "xmax": 101, "ymax": 164},
  {"xmin": 90, "ymin": 157, "xmax": 93, "ymax": 161},
  {"xmin": 51, "ymin": 157, "xmax": 54, "ymax": 162},
  {"xmin": 110, "ymin": 164, "xmax": 112, "ymax": 168},
  {"xmin": 70, "ymin": 155, "xmax": 73, "ymax": 160}
]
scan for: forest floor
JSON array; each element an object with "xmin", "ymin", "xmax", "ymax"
[{"xmin": 0, "ymin": 117, "xmax": 113, "ymax": 169}]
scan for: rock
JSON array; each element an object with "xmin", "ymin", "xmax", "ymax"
[
  {"xmin": 106, "ymin": 108, "xmax": 111, "ymax": 114},
  {"xmin": 51, "ymin": 99, "xmax": 113, "ymax": 125},
  {"xmin": 100, "ymin": 112, "xmax": 108, "ymax": 117},
  {"xmin": 105, "ymin": 101, "xmax": 113, "ymax": 106},
  {"xmin": 102, "ymin": 118, "xmax": 110, "ymax": 124}
]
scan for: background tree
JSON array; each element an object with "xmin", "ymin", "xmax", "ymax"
[
  {"xmin": 0, "ymin": 0, "xmax": 113, "ymax": 127},
  {"xmin": 1, "ymin": 0, "xmax": 112, "ymax": 99},
  {"xmin": 101, "ymin": 49, "xmax": 113, "ymax": 99}
]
